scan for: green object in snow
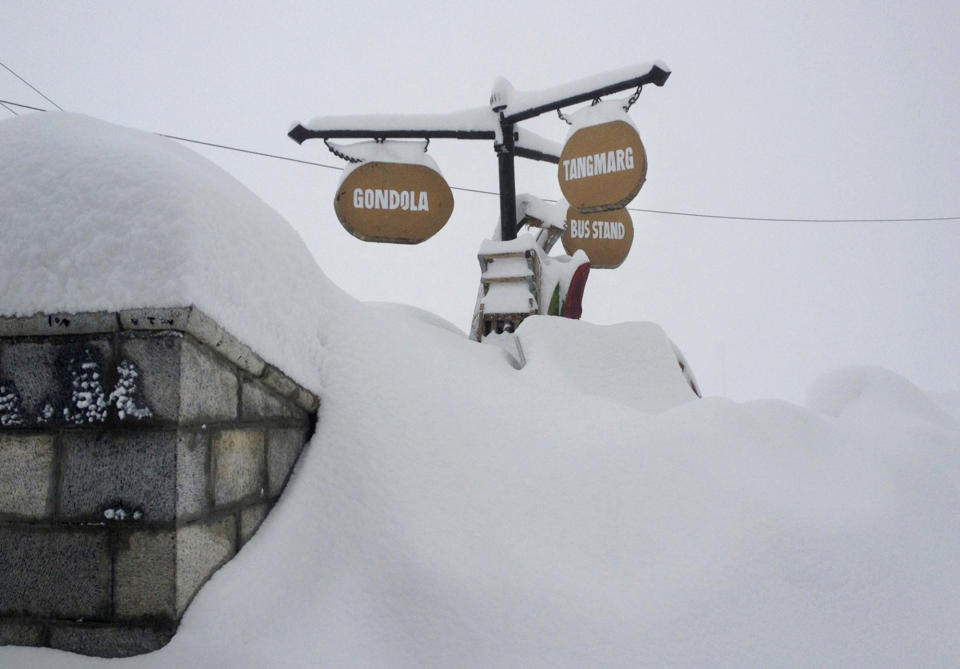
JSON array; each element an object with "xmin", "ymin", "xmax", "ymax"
[{"xmin": 548, "ymin": 284, "xmax": 561, "ymax": 316}]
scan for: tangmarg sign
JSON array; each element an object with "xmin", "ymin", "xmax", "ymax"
[
  {"xmin": 288, "ymin": 61, "xmax": 670, "ymax": 266},
  {"xmin": 558, "ymin": 118, "xmax": 647, "ymax": 213}
]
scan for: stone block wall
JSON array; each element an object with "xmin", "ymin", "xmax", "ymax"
[{"xmin": 0, "ymin": 307, "xmax": 318, "ymax": 657}]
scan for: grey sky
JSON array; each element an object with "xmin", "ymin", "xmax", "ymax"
[{"xmin": 2, "ymin": 0, "xmax": 958, "ymax": 402}]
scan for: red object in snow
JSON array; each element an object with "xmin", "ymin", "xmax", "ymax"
[{"xmin": 563, "ymin": 262, "xmax": 590, "ymax": 319}]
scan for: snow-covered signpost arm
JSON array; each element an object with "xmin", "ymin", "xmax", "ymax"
[
  {"xmin": 496, "ymin": 62, "xmax": 670, "ymax": 124},
  {"xmin": 287, "ymin": 108, "xmax": 499, "ymax": 142},
  {"xmin": 287, "ymin": 115, "xmax": 561, "ymax": 164}
]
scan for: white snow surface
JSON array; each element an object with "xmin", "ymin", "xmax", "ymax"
[
  {"xmin": 3, "ymin": 114, "xmax": 960, "ymax": 668},
  {"xmin": 332, "ymin": 139, "xmax": 443, "ymax": 182},
  {"xmin": 516, "ymin": 192, "xmax": 566, "ymax": 230},
  {"xmin": 566, "ymin": 99, "xmax": 639, "ymax": 137},
  {"xmin": 301, "ymin": 109, "xmax": 561, "ymax": 158},
  {"xmin": 537, "ymin": 249, "xmax": 589, "ymax": 311},
  {"xmin": 5, "ymin": 304, "xmax": 958, "ymax": 668},
  {"xmin": 301, "ymin": 106, "xmax": 498, "ymax": 134},
  {"xmin": 499, "ymin": 62, "xmax": 669, "ymax": 119},
  {"xmin": 480, "ymin": 256, "xmax": 533, "ymax": 281},
  {"xmin": 518, "ymin": 317, "xmax": 696, "ymax": 413},
  {"xmin": 331, "ymin": 139, "xmax": 440, "ymax": 173},
  {"xmin": 480, "ymin": 280, "xmax": 536, "ymax": 314},
  {"xmin": 807, "ymin": 365, "xmax": 958, "ymax": 428},
  {"xmin": 478, "ymin": 233, "xmax": 541, "ymax": 257},
  {"xmin": 514, "ymin": 127, "xmax": 563, "ymax": 158},
  {"xmin": 0, "ymin": 113, "xmax": 351, "ymax": 393},
  {"xmin": 478, "ymin": 232, "xmax": 588, "ymax": 316}
]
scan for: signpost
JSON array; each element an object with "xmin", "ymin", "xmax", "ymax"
[
  {"xmin": 561, "ymin": 206, "xmax": 634, "ymax": 269},
  {"xmin": 288, "ymin": 62, "xmax": 669, "ymax": 241},
  {"xmin": 334, "ymin": 161, "xmax": 454, "ymax": 244},
  {"xmin": 558, "ymin": 120, "xmax": 646, "ymax": 212},
  {"xmin": 287, "ymin": 62, "xmax": 670, "ymax": 334}
]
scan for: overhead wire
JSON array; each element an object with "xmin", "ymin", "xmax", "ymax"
[
  {"xmin": 1, "ymin": 93, "xmax": 958, "ymax": 224},
  {"xmin": 0, "ymin": 98, "xmax": 47, "ymax": 112},
  {"xmin": 157, "ymin": 133, "xmax": 344, "ymax": 170},
  {"xmin": 0, "ymin": 59, "xmax": 64, "ymax": 111}
]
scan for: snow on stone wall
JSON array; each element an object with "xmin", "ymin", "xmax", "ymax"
[{"xmin": 0, "ymin": 113, "xmax": 351, "ymax": 394}]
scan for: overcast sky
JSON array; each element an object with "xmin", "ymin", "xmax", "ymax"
[{"xmin": 3, "ymin": 1, "xmax": 958, "ymax": 402}]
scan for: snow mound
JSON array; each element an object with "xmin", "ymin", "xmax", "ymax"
[
  {"xmin": 3, "ymin": 116, "xmax": 960, "ymax": 669},
  {"xmin": 364, "ymin": 301, "xmax": 466, "ymax": 337},
  {"xmin": 0, "ymin": 112, "xmax": 350, "ymax": 392},
  {"xmin": 2, "ymin": 304, "xmax": 960, "ymax": 667},
  {"xmin": 518, "ymin": 316, "xmax": 697, "ymax": 411},
  {"xmin": 928, "ymin": 390, "xmax": 960, "ymax": 422},
  {"xmin": 807, "ymin": 366, "xmax": 957, "ymax": 427}
]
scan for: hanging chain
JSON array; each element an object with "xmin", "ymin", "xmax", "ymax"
[
  {"xmin": 623, "ymin": 84, "xmax": 643, "ymax": 112},
  {"xmin": 323, "ymin": 138, "xmax": 363, "ymax": 163},
  {"xmin": 559, "ymin": 87, "xmax": 638, "ymax": 124},
  {"xmin": 323, "ymin": 137, "xmax": 431, "ymax": 162}
]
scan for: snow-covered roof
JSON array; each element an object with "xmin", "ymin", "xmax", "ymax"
[{"xmin": 0, "ymin": 112, "xmax": 350, "ymax": 393}]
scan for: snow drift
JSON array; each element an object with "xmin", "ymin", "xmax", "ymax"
[
  {"xmin": 0, "ymin": 112, "xmax": 350, "ymax": 392},
  {"xmin": 1, "ymin": 114, "xmax": 958, "ymax": 668}
]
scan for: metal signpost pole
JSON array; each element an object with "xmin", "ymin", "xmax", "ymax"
[{"xmin": 496, "ymin": 121, "xmax": 518, "ymax": 241}]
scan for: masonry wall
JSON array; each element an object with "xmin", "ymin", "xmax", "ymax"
[{"xmin": 0, "ymin": 308, "xmax": 318, "ymax": 657}]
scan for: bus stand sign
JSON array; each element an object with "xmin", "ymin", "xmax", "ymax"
[{"xmin": 561, "ymin": 206, "xmax": 634, "ymax": 269}]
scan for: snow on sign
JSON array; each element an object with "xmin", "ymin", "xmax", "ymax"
[
  {"xmin": 334, "ymin": 161, "xmax": 454, "ymax": 244},
  {"xmin": 561, "ymin": 206, "xmax": 634, "ymax": 269},
  {"xmin": 558, "ymin": 118, "xmax": 647, "ymax": 213}
]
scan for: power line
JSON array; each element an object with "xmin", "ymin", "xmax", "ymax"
[
  {"xmin": 0, "ymin": 100, "xmax": 18, "ymax": 117},
  {"xmin": 0, "ymin": 98, "xmax": 46, "ymax": 112},
  {"xmin": 624, "ymin": 209, "xmax": 960, "ymax": 223},
  {"xmin": 552, "ymin": 199, "xmax": 960, "ymax": 223},
  {"xmin": 157, "ymin": 133, "xmax": 343, "ymax": 170},
  {"xmin": 3, "ymin": 97, "xmax": 958, "ymax": 224},
  {"xmin": 0, "ymin": 60, "xmax": 64, "ymax": 111}
]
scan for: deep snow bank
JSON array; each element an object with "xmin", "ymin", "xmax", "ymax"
[
  {"xmin": 807, "ymin": 365, "xmax": 957, "ymax": 427},
  {"xmin": 2, "ymin": 114, "xmax": 958, "ymax": 669},
  {"xmin": 518, "ymin": 316, "xmax": 696, "ymax": 412},
  {"xmin": 4, "ymin": 302, "xmax": 958, "ymax": 668},
  {"xmin": 0, "ymin": 112, "xmax": 350, "ymax": 391}
]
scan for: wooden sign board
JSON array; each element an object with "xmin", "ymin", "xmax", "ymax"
[
  {"xmin": 558, "ymin": 120, "xmax": 647, "ymax": 213},
  {"xmin": 561, "ymin": 206, "xmax": 633, "ymax": 269},
  {"xmin": 334, "ymin": 162, "xmax": 454, "ymax": 244}
]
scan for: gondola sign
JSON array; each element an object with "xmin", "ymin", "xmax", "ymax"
[
  {"xmin": 334, "ymin": 161, "xmax": 455, "ymax": 244},
  {"xmin": 561, "ymin": 206, "xmax": 634, "ymax": 269},
  {"xmin": 558, "ymin": 118, "xmax": 647, "ymax": 213}
]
